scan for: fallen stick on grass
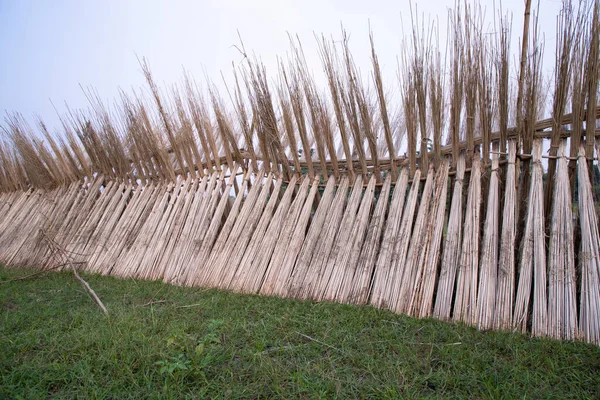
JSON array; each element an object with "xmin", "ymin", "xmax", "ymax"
[
  {"xmin": 139, "ymin": 299, "xmax": 168, "ymax": 307},
  {"xmin": 71, "ymin": 264, "xmax": 109, "ymax": 315},
  {"xmin": 40, "ymin": 229, "xmax": 109, "ymax": 315},
  {"xmin": 175, "ymin": 303, "xmax": 204, "ymax": 309},
  {"xmin": 295, "ymin": 331, "xmax": 345, "ymax": 354}
]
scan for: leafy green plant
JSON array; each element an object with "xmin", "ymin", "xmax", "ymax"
[
  {"xmin": 155, "ymin": 354, "xmax": 190, "ymax": 376},
  {"xmin": 155, "ymin": 319, "xmax": 224, "ymax": 381}
]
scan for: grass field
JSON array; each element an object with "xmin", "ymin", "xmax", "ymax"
[{"xmin": 1, "ymin": 266, "xmax": 600, "ymax": 399}]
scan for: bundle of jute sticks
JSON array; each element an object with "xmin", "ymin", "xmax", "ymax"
[{"xmin": 1, "ymin": 135, "xmax": 600, "ymax": 345}]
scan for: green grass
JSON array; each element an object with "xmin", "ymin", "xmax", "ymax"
[{"xmin": 1, "ymin": 266, "xmax": 600, "ymax": 399}]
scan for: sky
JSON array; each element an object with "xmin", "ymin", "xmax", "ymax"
[{"xmin": 0, "ymin": 0, "xmax": 564, "ymax": 134}]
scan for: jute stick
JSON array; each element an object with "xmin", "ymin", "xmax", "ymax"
[
  {"xmin": 370, "ymin": 169, "xmax": 409, "ymax": 308},
  {"xmin": 453, "ymin": 156, "xmax": 481, "ymax": 325},
  {"xmin": 494, "ymin": 141, "xmax": 517, "ymax": 330},
  {"xmin": 433, "ymin": 154, "xmax": 465, "ymax": 320},
  {"xmin": 476, "ymin": 150, "xmax": 500, "ymax": 330},
  {"xmin": 547, "ymin": 140, "xmax": 578, "ymax": 341},
  {"xmin": 577, "ymin": 144, "xmax": 600, "ymax": 345}
]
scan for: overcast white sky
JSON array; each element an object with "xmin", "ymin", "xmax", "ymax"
[{"xmin": 0, "ymin": 0, "xmax": 564, "ymax": 133}]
